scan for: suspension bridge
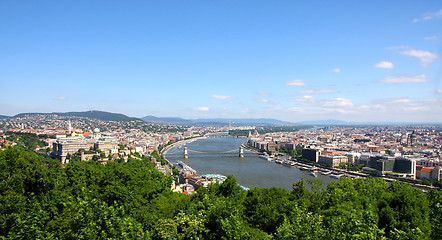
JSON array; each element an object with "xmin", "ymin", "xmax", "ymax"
[{"xmin": 166, "ymin": 146, "xmax": 255, "ymax": 158}]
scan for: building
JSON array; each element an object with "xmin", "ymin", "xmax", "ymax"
[
  {"xmin": 52, "ymin": 128, "xmax": 118, "ymax": 163},
  {"xmin": 318, "ymin": 151, "xmax": 348, "ymax": 167},
  {"xmin": 302, "ymin": 148, "xmax": 320, "ymax": 162}
]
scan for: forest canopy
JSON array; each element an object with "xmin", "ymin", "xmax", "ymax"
[{"xmin": 1, "ymin": 146, "xmax": 441, "ymax": 239}]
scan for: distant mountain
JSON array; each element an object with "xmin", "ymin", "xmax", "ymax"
[
  {"xmin": 13, "ymin": 111, "xmax": 140, "ymax": 122},
  {"xmin": 196, "ymin": 118, "xmax": 295, "ymax": 126},
  {"xmin": 296, "ymin": 119, "xmax": 349, "ymax": 126},
  {"xmin": 142, "ymin": 116, "xmax": 192, "ymax": 124},
  {"xmin": 295, "ymin": 119, "xmax": 442, "ymax": 126},
  {"xmin": 142, "ymin": 116, "xmax": 296, "ymax": 126},
  {"xmin": 0, "ymin": 115, "xmax": 10, "ymax": 119}
]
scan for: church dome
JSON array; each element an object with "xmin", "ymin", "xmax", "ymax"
[{"xmin": 93, "ymin": 128, "xmax": 100, "ymax": 133}]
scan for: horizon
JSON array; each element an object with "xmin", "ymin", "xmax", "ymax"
[
  {"xmin": 1, "ymin": 1, "xmax": 441, "ymax": 122},
  {"xmin": 4, "ymin": 110, "xmax": 442, "ymax": 124}
]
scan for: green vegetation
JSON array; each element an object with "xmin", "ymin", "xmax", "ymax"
[
  {"xmin": 4, "ymin": 132, "xmax": 50, "ymax": 150},
  {"xmin": 1, "ymin": 146, "xmax": 442, "ymax": 239},
  {"xmin": 14, "ymin": 111, "xmax": 140, "ymax": 122},
  {"xmin": 278, "ymin": 146, "xmax": 302, "ymax": 159},
  {"xmin": 229, "ymin": 126, "xmax": 308, "ymax": 136}
]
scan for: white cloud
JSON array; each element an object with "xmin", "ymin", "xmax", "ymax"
[
  {"xmin": 390, "ymin": 98, "xmax": 412, "ymax": 104},
  {"xmin": 299, "ymin": 89, "xmax": 337, "ymax": 94},
  {"xmin": 287, "ymin": 107, "xmax": 305, "ymax": 113},
  {"xmin": 256, "ymin": 99, "xmax": 269, "ymax": 103},
  {"xmin": 412, "ymin": 9, "xmax": 442, "ymax": 23},
  {"xmin": 333, "ymin": 68, "xmax": 341, "ymax": 73},
  {"xmin": 436, "ymin": 89, "xmax": 442, "ymax": 94},
  {"xmin": 53, "ymin": 96, "xmax": 66, "ymax": 100},
  {"xmin": 400, "ymin": 106, "xmax": 431, "ymax": 112},
  {"xmin": 295, "ymin": 95, "xmax": 316, "ymax": 105},
  {"xmin": 194, "ymin": 107, "xmax": 210, "ymax": 112},
  {"xmin": 285, "ymin": 79, "xmax": 306, "ymax": 86},
  {"xmin": 374, "ymin": 61, "xmax": 394, "ymax": 69},
  {"xmin": 211, "ymin": 95, "xmax": 234, "ymax": 100},
  {"xmin": 379, "ymin": 74, "xmax": 431, "ymax": 83},
  {"xmin": 240, "ymin": 108, "xmax": 251, "ymax": 115},
  {"xmin": 425, "ymin": 36, "xmax": 438, "ymax": 40},
  {"xmin": 257, "ymin": 91, "xmax": 271, "ymax": 96},
  {"xmin": 322, "ymin": 98, "xmax": 354, "ymax": 107},
  {"xmin": 400, "ymin": 49, "xmax": 439, "ymax": 67}
]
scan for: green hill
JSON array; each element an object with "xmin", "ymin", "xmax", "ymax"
[{"xmin": 14, "ymin": 110, "xmax": 140, "ymax": 121}]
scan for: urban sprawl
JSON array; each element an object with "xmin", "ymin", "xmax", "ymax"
[{"xmin": 1, "ymin": 114, "xmax": 441, "ymax": 193}]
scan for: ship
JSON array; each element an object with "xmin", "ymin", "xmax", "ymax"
[
  {"xmin": 309, "ymin": 167, "xmax": 318, "ymax": 177},
  {"xmin": 259, "ymin": 155, "xmax": 273, "ymax": 162},
  {"xmin": 330, "ymin": 173, "xmax": 344, "ymax": 179},
  {"xmin": 282, "ymin": 161, "xmax": 296, "ymax": 167}
]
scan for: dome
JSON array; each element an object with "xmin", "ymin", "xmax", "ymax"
[{"xmin": 93, "ymin": 128, "xmax": 100, "ymax": 133}]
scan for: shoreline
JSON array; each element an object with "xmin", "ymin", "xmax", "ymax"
[{"xmin": 161, "ymin": 136, "xmax": 208, "ymax": 156}]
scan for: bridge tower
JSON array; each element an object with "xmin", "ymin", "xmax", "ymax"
[
  {"xmin": 239, "ymin": 147, "xmax": 244, "ymax": 158},
  {"xmin": 184, "ymin": 147, "xmax": 188, "ymax": 159}
]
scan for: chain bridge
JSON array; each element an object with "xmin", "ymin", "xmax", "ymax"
[{"xmin": 166, "ymin": 146, "xmax": 254, "ymax": 158}]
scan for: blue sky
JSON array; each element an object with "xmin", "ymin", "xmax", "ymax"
[{"xmin": 1, "ymin": 1, "xmax": 441, "ymax": 122}]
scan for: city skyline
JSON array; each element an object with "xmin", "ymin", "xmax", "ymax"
[{"xmin": 1, "ymin": 1, "xmax": 441, "ymax": 122}]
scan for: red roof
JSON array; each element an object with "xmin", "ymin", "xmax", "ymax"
[{"xmin": 421, "ymin": 167, "xmax": 434, "ymax": 173}]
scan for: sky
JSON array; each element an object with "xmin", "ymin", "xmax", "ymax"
[{"xmin": 1, "ymin": 1, "xmax": 441, "ymax": 123}]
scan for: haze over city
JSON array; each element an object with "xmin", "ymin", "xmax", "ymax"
[{"xmin": 1, "ymin": 1, "xmax": 441, "ymax": 122}]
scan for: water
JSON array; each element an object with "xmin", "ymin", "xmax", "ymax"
[{"xmin": 166, "ymin": 134, "xmax": 337, "ymax": 190}]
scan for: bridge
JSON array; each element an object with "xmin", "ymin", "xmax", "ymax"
[{"xmin": 166, "ymin": 146, "xmax": 253, "ymax": 158}]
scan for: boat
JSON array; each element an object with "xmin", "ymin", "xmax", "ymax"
[
  {"xmin": 275, "ymin": 159, "xmax": 283, "ymax": 164},
  {"xmin": 309, "ymin": 171, "xmax": 317, "ymax": 177},
  {"xmin": 282, "ymin": 161, "xmax": 296, "ymax": 167},
  {"xmin": 330, "ymin": 174, "xmax": 344, "ymax": 179},
  {"xmin": 259, "ymin": 154, "xmax": 269, "ymax": 160},
  {"xmin": 300, "ymin": 167, "xmax": 309, "ymax": 171},
  {"xmin": 321, "ymin": 171, "xmax": 332, "ymax": 175}
]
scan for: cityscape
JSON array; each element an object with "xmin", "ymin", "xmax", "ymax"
[
  {"xmin": 1, "ymin": 112, "xmax": 441, "ymax": 190},
  {"xmin": 1, "ymin": 0, "xmax": 442, "ymax": 239}
]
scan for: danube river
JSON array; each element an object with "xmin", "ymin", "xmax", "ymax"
[{"xmin": 165, "ymin": 134, "xmax": 338, "ymax": 190}]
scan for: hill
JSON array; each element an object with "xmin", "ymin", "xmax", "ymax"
[
  {"xmin": 141, "ymin": 115, "xmax": 192, "ymax": 125},
  {"xmin": 0, "ymin": 115, "xmax": 9, "ymax": 119},
  {"xmin": 296, "ymin": 119, "xmax": 349, "ymax": 126},
  {"xmin": 14, "ymin": 110, "xmax": 140, "ymax": 121},
  {"xmin": 141, "ymin": 116, "xmax": 296, "ymax": 126}
]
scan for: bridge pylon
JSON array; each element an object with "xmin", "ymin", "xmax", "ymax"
[
  {"xmin": 239, "ymin": 147, "xmax": 244, "ymax": 158},
  {"xmin": 184, "ymin": 147, "xmax": 188, "ymax": 159}
]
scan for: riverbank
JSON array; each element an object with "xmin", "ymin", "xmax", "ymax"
[{"xmin": 161, "ymin": 136, "xmax": 208, "ymax": 155}]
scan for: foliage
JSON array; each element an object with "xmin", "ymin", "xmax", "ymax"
[
  {"xmin": 1, "ymin": 147, "xmax": 441, "ymax": 239},
  {"xmin": 4, "ymin": 132, "xmax": 47, "ymax": 150}
]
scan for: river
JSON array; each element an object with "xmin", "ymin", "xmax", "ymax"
[{"xmin": 165, "ymin": 134, "xmax": 337, "ymax": 190}]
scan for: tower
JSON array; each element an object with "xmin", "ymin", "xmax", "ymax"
[
  {"xmin": 184, "ymin": 147, "xmax": 188, "ymax": 159},
  {"xmin": 239, "ymin": 147, "xmax": 244, "ymax": 158},
  {"xmin": 68, "ymin": 120, "xmax": 72, "ymax": 135}
]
